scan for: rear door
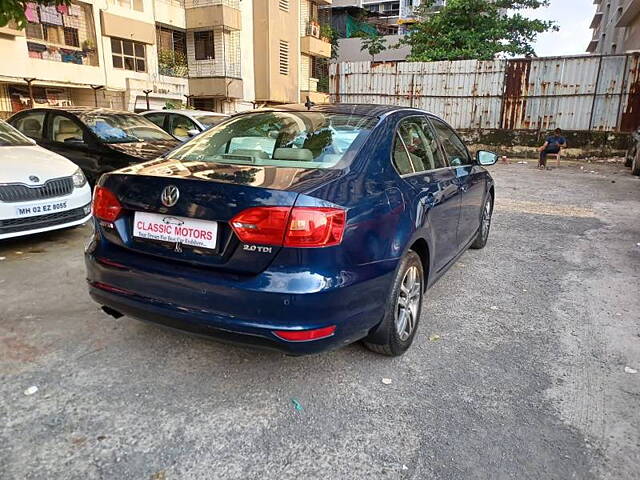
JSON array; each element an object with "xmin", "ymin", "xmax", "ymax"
[
  {"xmin": 393, "ymin": 116, "xmax": 461, "ymax": 272},
  {"xmin": 429, "ymin": 116, "xmax": 485, "ymax": 248}
]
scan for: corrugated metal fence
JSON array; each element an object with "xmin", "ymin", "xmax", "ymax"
[{"xmin": 329, "ymin": 54, "xmax": 640, "ymax": 132}]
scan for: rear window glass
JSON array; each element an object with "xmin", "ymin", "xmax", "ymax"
[{"xmin": 168, "ymin": 111, "xmax": 378, "ymax": 169}]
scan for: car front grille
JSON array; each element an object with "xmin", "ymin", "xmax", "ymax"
[
  {"xmin": 0, "ymin": 177, "xmax": 74, "ymax": 203},
  {"xmin": 0, "ymin": 204, "xmax": 90, "ymax": 235}
]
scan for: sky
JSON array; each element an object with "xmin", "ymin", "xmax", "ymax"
[{"xmin": 521, "ymin": 0, "xmax": 595, "ymax": 57}]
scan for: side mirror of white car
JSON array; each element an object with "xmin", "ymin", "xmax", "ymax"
[{"xmin": 187, "ymin": 129, "xmax": 200, "ymax": 138}]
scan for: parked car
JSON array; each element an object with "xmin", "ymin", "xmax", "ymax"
[
  {"xmin": 7, "ymin": 107, "xmax": 180, "ymax": 185},
  {"xmin": 85, "ymin": 104, "xmax": 497, "ymax": 356},
  {"xmin": 141, "ymin": 109, "xmax": 229, "ymax": 141},
  {"xmin": 0, "ymin": 119, "xmax": 91, "ymax": 240}
]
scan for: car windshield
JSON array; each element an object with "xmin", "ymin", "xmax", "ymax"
[
  {"xmin": 81, "ymin": 113, "xmax": 175, "ymax": 144},
  {"xmin": 193, "ymin": 114, "xmax": 228, "ymax": 129},
  {"xmin": 0, "ymin": 120, "xmax": 33, "ymax": 147},
  {"xmin": 169, "ymin": 111, "xmax": 378, "ymax": 169}
]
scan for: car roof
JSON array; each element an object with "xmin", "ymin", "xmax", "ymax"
[
  {"xmin": 265, "ymin": 103, "xmax": 432, "ymax": 118},
  {"xmin": 13, "ymin": 106, "xmax": 132, "ymax": 116},
  {"xmin": 142, "ymin": 109, "xmax": 228, "ymax": 117}
]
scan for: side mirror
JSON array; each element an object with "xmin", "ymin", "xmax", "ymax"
[
  {"xmin": 476, "ymin": 150, "xmax": 499, "ymax": 166},
  {"xmin": 187, "ymin": 129, "xmax": 200, "ymax": 137}
]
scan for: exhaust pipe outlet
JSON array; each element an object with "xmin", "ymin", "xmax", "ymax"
[{"xmin": 101, "ymin": 306, "xmax": 124, "ymax": 319}]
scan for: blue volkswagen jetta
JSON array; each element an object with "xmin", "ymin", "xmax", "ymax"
[{"xmin": 85, "ymin": 104, "xmax": 497, "ymax": 356}]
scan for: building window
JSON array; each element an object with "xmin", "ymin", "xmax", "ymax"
[
  {"xmin": 115, "ymin": 0, "xmax": 143, "ymax": 12},
  {"xmin": 111, "ymin": 37, "xmax": 146, "ymax": 72},
  {"xmin": 194, "ymin": 31, "xmax": 214, "ymax": 60},
  {"xmin": 279, "ymin": 0, "xmax": 289, "ymax": 12},
  {"xmin": 157, "ymin": 25, "xmax": 187, "ymax": 77},
  {"xmin": 63, "ymin": 27, "xmax": 79, "ymax": 47},
  {"xmin": 279, "ymin": 40, "xmax": 289, "ymax": 75},
  {"xmin": 23, "ymin": 2, "xmax": 99, "ymax": 66}
]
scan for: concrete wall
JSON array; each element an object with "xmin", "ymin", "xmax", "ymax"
[
  {"xmin": 460, "ymin": 129, "xmax": 632, "ymax": 160},
  {"xmin": 253, "ymin": 0, "xmax": 300, "ymax": 103},
  {"xmin": 335, "ymin": 35, "xmax": 410, "ymax": 62}
]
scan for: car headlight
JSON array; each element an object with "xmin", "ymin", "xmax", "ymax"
[{"xmin": 72, "ymin": 168, "xmax": 87, "ymax": 188}]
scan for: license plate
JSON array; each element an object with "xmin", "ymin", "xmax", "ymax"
[
  {"xmin": 133, "ymin": 212, "xmax": 218, "ymax": 250},
  {"xmin": 15, "ymin": 200, "xmax": 68, "ymax": 217}
]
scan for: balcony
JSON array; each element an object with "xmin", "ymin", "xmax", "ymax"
[
  {"xmin": 0, "ymin": 21, "xmax": 24, "ymax": 37},
  {"xmin": 185, "ymin": 0, "xmax": 241, "ymax": 30},
  {"xmin": 590, "ymin": 11, "xmax": 603, "ymax": 29},
  {"xmin": 616, "ymin": 0, "xmax": 640, "ymax": 27},
  {"xmin": 301, "ymin": 22, "xmax": 332, "ymax": 58}
]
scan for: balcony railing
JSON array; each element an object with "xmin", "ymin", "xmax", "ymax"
[{"xmin": 184, "ymin": 0, "xmax": 239, "ymax": 8}]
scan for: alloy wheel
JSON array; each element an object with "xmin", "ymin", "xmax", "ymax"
[
  {"xmin": 395, "ymin": 266, "xmax": 421, "ymax": 341},
  {"xmin": 481, "ymin": 198, "xmax": 492, "ymax": 240}
]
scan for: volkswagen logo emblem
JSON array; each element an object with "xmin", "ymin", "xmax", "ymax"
[
  {"xmin": 161, "ymin": 185, "xmax": 180, "ymax": 207},
  {"xmin": 29, "ymin": 175, "xmax": 40, "ymax": 183}
]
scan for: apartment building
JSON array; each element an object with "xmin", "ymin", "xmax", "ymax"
[
  {"xmin": 0, "ymin": 0, "xmax": 332, "ymax": 118},
  {"xmin": 0, "ymin": 0, "xmax": 189, "ymax": 116},
  {"xmin": 588, "ymin": 0, "xmax": 640, "ymax": 54},
  {"xmin": 332, "ymin": 0, "xmax": 443, "ymax": 33}
]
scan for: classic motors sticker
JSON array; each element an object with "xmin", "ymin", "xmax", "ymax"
[{"xmin": 133, "ymin": 212, "xmax": 218, "ymax": 250}]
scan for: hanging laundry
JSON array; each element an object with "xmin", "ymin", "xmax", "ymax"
[
  {"xmin": 56, "ymin": 5, "xmax": 69, "ymax": 15},
  {"xmin": 27, "ymin": 41, "xmax": 47, "ymax": 52},
  {"xmin": 25, "ymin": 3, "xmax": 39, "ymax": 23},
  {"xmin": 63, "ymin": 14, "xmax": 81, "ymax": 29},
  {"xmin": 39, "ymin": 5, "xmax": 63, "ymax": 26},
  {"xmin": 28, "ymin": 51, "xmax": 43, "ymax": 59},
  {"xmin": 68, "ymin": 4, "xmax": 82, "ymax": 17}
]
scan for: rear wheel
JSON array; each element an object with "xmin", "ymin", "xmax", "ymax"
[
  {"xmin": 470, "ymin": 194, "xmax": 493, "ymax": 250},
  {"xmin": 364, "ymin": 251, "xmax": 424, "ymax": 356}
]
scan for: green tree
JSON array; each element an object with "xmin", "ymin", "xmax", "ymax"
[
  {"xmin": 360, "ymin": 33, "xmax": 388, "ymax": 62},
  {"xmin": 1, "ymin": 0, "xmax": 70, "ymax": 28},
  {"xmin": 402, "ymin": 0, "xmax": 557, "ymax": 61}
]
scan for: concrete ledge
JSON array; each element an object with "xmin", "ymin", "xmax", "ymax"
[
  {"xmin": 186, "ymin": 5, "xmax": 241, "ymax": 30},
  {"xmin": 188, "ymin": 77, "xmax": 243, "ymax": 98},
  {"xmin": 459, "ymin": 129, "xmax": 632, "ymax": 159},
  {"xmin": 300, "ymin": 90, "xmax": 330, "ymax": 104},
  {"xmin": 301, "ymin": 36, "xmax": 331, "ymax": 59}
]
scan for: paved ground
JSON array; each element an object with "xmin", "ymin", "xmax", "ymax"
[{"xmin": 1, "ymin": 162, "xmax": 639, "ymax": 480}]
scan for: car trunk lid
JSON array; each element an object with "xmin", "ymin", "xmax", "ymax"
[{"xmin": 99, "ymin": 160, "xmax": 340, "ymax": 274}]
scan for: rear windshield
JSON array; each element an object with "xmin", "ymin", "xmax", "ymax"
[
  {"xmin": 168, "ymin": 111, "xmax": 378, "ymax": 169},
  {"xmin": 0, "ymin": 120, "xmax": 33, "ymax": 146},
  {"xmin": 194, "ymin": 114, "xmax": 228, "ymax": 129},
  {"xmin": 81, "ymin": 113, "xmax": 176, "ymax": 144}
]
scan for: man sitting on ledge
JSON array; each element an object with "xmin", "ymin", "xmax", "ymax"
[{"xmin": 538, "ymin": 128, "xmax": 566, "ymax": 169}]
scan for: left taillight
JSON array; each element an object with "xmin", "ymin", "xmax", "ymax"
[
  {"xmin": 93, "ymin": 186, "xmax": 122, "ymax": 222},
  {"xmin": 230, "ymin": 206, "xmax": 346, "ymax": 248}
]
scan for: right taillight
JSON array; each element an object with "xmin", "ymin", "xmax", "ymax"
[
  {"xmin": 93, "ymin": 186, "xmax": 122, "ymax": 222},
  {"xmin": 230, "ymin": 206, "xmax": 345, "ymax": 248}
]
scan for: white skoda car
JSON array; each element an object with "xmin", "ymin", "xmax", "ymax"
[{"xmin": 0, "ymin": 120, "xmax": 92, "ymax": 240}]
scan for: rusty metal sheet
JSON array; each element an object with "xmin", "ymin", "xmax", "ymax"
[
  {"xmin": 620, "ymin": 54, "xmax": 640, "ymax": 132},
  {"xmin": 330, "ymin": 54, "xmax": 638, "ymax": 132}
]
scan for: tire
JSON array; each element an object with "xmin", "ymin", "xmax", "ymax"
[
  {"xmin": 470, "ymin": 194, "xmax": 493, "ymax": 250},
  {"xmin": 632, "ymin": 150, "xmax": 640, "ymax": 176},
  {"xmin": 363, "ymin": 251, "xmax": 424, "ymax": 356}
]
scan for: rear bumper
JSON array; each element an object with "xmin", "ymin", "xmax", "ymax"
[{"xmin": 85, "ymin": 242, "xmax": 396, "ymax": 355}]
